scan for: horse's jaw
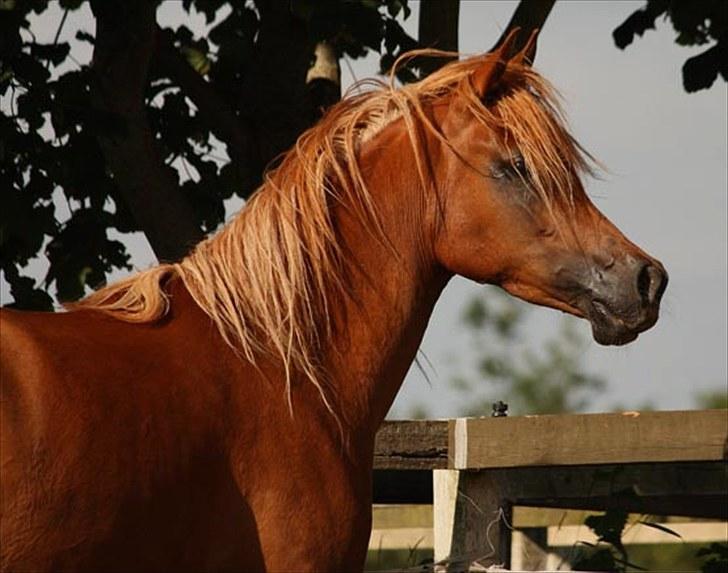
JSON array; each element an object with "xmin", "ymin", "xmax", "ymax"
[{"xmin": 582, "ymin": 297, "xmax": 660, "ymax": 346}]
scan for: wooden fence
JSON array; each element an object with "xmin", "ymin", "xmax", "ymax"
[{"xmin": 372, "ymin": 410, "xmax": 728, "ymax": 570}]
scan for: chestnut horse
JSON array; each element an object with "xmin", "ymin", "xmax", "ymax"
[{"xmin": 1, "ymin": 34, "xmax": 666, "ymax": 572}]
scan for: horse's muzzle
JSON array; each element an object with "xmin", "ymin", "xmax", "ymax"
[{"xmin": 579, "ymin": 258, "xmax": 668, "ymax": 346}]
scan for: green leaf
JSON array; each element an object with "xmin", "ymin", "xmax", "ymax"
[
  {"xmin": 699, "ymin": 543, "xmax": 728, "ymax": 573},
  {"xmin": 386, "ymin": 0, "xmax": 403, "ymax": 18},
  {"xmin": 75, "ymin": 30, "xmax": 94, "ymax": 45},
  {"xmin": 192, "ymin": 0, "xmax": 224, "ymax": 24},
  {"xmin": 29, "ymin": 42, "xmax": 70, "ymax": 66},
  {"xmin": 683, "ymin": 44, "xmax": 721, "ymax": 92},
  {"xmin": 13, "ymin": 52, "xmax": 50, "ymax": 85},
  {"xmin": 584, "ymin": 509, "xmax": 629, "ymax": 556},
  {"xmin": 462, "ymin": 297, "xmax": 488, "ymax": 328},
  {"xmin": 697, "ymin": 542, "xmax": 728, "ymax": 559},
  {"xmin": 637, "ymin": 520, "xmax": 683, "ymax": 539},
  {"xmin": 181, "ymin": 46, "xmax": 211, "ymax": 76},
  {"xmin": 2, "ymin": 270, "xmax": 54, "ymax": 311}
]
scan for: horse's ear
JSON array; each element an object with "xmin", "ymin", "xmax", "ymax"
[
  {"xmin": 512, "ymin": 28, "xmax": 539, "ymax": 67},
  {"xmin": 471, "ymin": 27, "xmax": 521, "ymax": 99}
]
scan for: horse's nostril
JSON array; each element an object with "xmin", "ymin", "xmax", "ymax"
[
  {"xmin": 637, "ymin": 264, "xmax": 668, "ymax": 305},
  {"xmin": 652, "ymin": 265, "xmax": 668, "ymax": 301}
]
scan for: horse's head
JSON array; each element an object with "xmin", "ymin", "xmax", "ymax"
[{"xmin": 426, "ymin": 33, "xmax": 667, "ymax": 345}]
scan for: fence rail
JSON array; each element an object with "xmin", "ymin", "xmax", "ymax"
[{"xmin": 371, "ymin": 409, "xmax": 728, "ymax": 569}]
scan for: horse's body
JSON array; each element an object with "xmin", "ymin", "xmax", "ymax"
[
  {"xmin": 1, "ymin": 35, "xmax": 667, "ymax": 572},
  {"xmin": 1, "ymin": 283, "xmax": 381, "ymax": 570}
]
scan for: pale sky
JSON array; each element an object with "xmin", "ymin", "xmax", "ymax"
[{"xmin": 3, "ymin": 1, "xmax": 726, "ymax": 417}]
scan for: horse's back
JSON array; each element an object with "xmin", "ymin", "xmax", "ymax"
[
  {"xmin": 0, "ymin": 308, "xmax": 149, "ymax": 570},
  {"xmin": 1, "ymin": 307, "xmax": 159, "ymax": 456},
  {"xmin": 0, "ymin": 307, "xmax": 257, "ymax": 572},
  {"xmin": 0, "ymin": 303, "xmax": 370, "ymax": 571}
]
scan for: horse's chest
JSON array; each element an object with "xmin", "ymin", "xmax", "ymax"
[
  {"xmin": 253, "ymin": 469, "xmax": 372, "ymax": 570},
  {"xmin": 234, "ymin": 430, "xmax": 374, "ymax": 571}
]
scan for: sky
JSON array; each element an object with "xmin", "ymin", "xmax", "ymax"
[{"xmin": 3, "ymin": 1, "xmax": 726, "ymax": 418}]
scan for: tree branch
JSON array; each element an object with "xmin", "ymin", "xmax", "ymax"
[
  {"xmin": 493, "ymin": 0, "xmax": 556, "ymax": 54},
  {"xmin": 152, "ymin": 27, "xmax": 260, "ymax": 193},
  {"xmin": 90, "ymin": 0, "xmax": 203, "ymax": 262},
  {"xmin": 306, "ymin": 41, "xmax": 341, "ymax": 120}
]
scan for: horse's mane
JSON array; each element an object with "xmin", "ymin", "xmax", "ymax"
[{"xmin": 71, "ymin": 50, "xmax": 594, "ymax": 413}]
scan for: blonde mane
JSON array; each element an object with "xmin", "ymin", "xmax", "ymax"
[{"xmin": 71, "ymin": 50, "xmax": 594, "ymax": 413}]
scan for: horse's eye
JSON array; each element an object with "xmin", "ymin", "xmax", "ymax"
[
  {"xmin": 491, "ymin": 155, "xmax": 528, "ymax": 181},
  {"xmin": 512, "ymin": 156, "xmax": 527, "ymax": 175}
]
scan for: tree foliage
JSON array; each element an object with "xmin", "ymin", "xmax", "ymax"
[
  {"xmin": 614, "ymin": 0, "xmax": 727, "ymax": 92},
  {"xmin": 697, "ymin": 543, "xmax": 728, "ymax": 573},
  {"xmin": 0, "ymin": 0, "xmax": 420, "ymax": 309},
  {"xmin": 694, "ymin": 388, "xmax": 728, "ymax": 409},
  {"xmin": 3, "ymin": 0, "xmax": 722, "ymax": 313}
]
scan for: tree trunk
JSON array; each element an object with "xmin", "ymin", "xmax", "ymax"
[
  {"xmin": 90, "ymin": 0, "xmax": 203, "ymax": 263},
  {"xmin": 245, "ymin": 2, "xmax": 341, "ymax": 171},
  {"xmin": 418, "ymin": 0, "xmax": 460, "ymax": 76},
  {"xmin": 246, "ymin": 0, "xmax": 317, "ymax": 171}
]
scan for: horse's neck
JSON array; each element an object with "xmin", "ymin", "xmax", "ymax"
[
  {"xmin": 328, "ymin": 262, "xmax": 446, "ymax": 436},
  {"xmin": 326, "ymin": 130, "xmax": 449, "ymax": 438}
]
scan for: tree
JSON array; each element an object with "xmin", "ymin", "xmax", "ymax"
[
  {"xmin": 0, "ymin": 0, "xmax": 553, "ymax": 311},
  {"xmin": 613, "ymin": 0, "xmax": 728, "ymax": 92},
  {"xmin": 0, "ymin": 0, "xmax": 421, "ymax": 308},
  {"xmin": 6, "ymin": 0, "xmax": 719, "ymax": 311}
]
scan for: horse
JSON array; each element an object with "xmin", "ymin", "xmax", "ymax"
[{"xmin": 0, "ymin": 32, "xmax": 667, "ymax": 572}]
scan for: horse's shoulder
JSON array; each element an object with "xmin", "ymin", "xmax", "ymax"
[
  {"xmin": 0, "ymin": 307, "xmax": 53, "ymax": 364},
  {"xmin": 0, "ymin": 310, "xmax": 61, "ymax": 455},
  {"xmin": 3, "ymin": 308, "xmax": 75, "ymax": 356},
  {"xmin": 0, "ymin": 308, "xmax": 134, "ymax": 403}
]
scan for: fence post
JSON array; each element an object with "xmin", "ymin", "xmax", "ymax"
[
  {"xmin": 433, "ymin": 469, "xmax": 513, "ymax": 569},
  {"xmin": 511, "ymin": 527, "xmax": 551, "ymax": 570}
]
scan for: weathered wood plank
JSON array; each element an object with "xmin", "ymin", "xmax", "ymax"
[
  {"xmin": 433, "ymin": 469, "xmax": 458, "ymax": 563},
  {"xmin": 512, "ymin": 506, "xmax": 711, "ymax": 528},
  {"xmin": 431, "ymin": 460, "xmax": 725, "ymax": 570},
  {"xmin": 433, "ymin": 469, "xmax": 513, "ymax": 569},
  {"xmin": 511, "ymin": 528, "xmax": 552, "ymax": 571},
  {"xmin": 374, "ymin": 420, "xmax": 448, "ymax": 470},
  {"xmin": 372, "ymin": 504, "xmax": 432, "ymax": 529},
  {"xmin": 477, "ymin": 462, "xmax": 728, "ymax": 519},
  {"xmin": 450, "ymin": 410, "xmax": 728, "ymax": 469},
  {"xmin": 374, "ymin": 461, "xmax": 726, "ymax": 518},
  {"xmin": 374, "ymin": 413, "xmax": 727, "ymax": 570},
  {"xmin": 523, "ymin": 493, "xmax": 728, "ymax": 520}
]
